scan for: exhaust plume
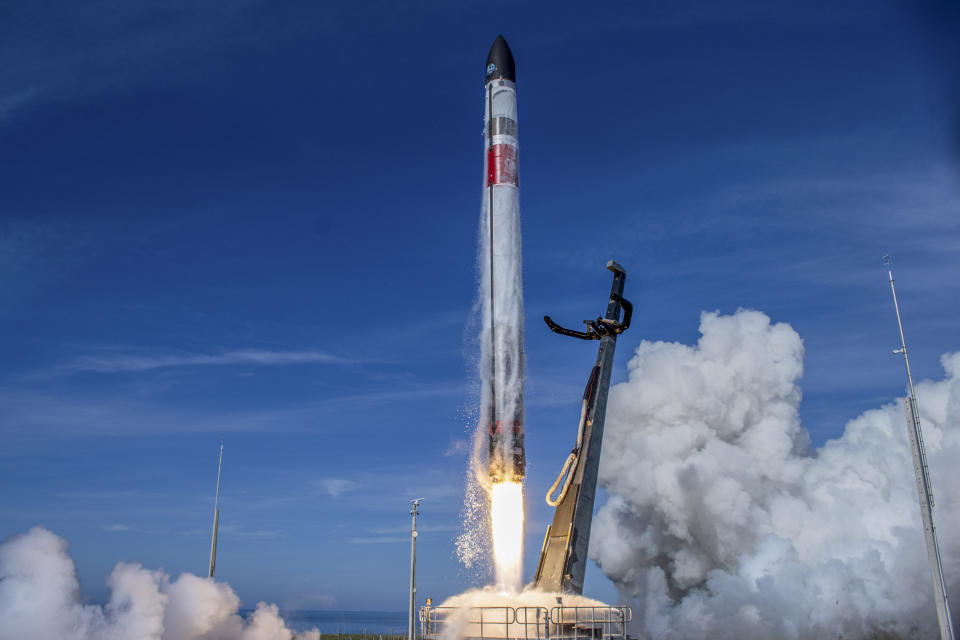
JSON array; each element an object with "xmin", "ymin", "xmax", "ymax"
[{"xmin": 591, "ymin": 309, "xmax": 959, "ymax": 639}]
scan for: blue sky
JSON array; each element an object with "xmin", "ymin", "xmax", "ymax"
[{"xmin": 1, "ymin": 0, "xmax": 958, "ymax": 612}]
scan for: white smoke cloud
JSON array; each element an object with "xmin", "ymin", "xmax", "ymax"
[
  {"xmin": 592, "ymin": 309, "xmax": 959, "ymax": 639},
  {"xmin": 0, "ymin": 526, "xmax": 320, "ymax": 640}
]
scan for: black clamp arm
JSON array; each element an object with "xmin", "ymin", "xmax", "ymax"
[
  {"xmin": 544, "ymin": 315, "xmax": 597, "ymax": 340},
  {"xmin": 612, "ymin": 293, "xmax": 632, "ymax": 331},
  {"xmin": 544, "ymin": 293, "xmax": 632, "ymax": 341}
]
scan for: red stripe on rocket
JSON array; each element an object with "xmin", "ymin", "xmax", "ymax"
[{"xmin": 488, "ymin": 145, "xmax": 519, "ymax": 187}]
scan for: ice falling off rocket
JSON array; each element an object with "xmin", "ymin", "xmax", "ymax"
[{"xmin": 481, "ymin": 35, "xmax": 526, "ymax": 592}]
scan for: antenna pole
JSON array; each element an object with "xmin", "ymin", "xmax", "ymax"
[
  {"xmin": 208, "ymin": 442, "xmax": 223, "ymax": 579},
  {"xmin": 408, "ymin": 498, "xmax": 423, "ymax": 640},
  {"xmin": 884, "ymin": 256, "xmax": 955, "ymax": 640}
]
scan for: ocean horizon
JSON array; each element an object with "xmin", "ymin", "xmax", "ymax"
[{"xmin": 241, "ymin": 609, "xmax": 409, "ymax": 635}]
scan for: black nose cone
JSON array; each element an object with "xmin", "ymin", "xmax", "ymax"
[{"xmin": 485, "ymin": 35, "xmax": 516, "ymax": 83}]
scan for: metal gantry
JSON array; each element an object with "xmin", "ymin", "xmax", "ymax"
[{"xmin": 884, "ymin": 256, "xmax": 955, "ymax": 640}]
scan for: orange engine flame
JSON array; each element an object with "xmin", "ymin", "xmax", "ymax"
[{"xmin": 490, "ymin": 481, "xmax": 524, "ymax": 592}]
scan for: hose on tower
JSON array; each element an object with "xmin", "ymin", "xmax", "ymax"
[
  {"xmin": 545, "ymin": 364, "xmax": 600, "ymax": 507},
  {"xmin": 545, "ymin": 399, "xmax": 588, "ymax": 507}
]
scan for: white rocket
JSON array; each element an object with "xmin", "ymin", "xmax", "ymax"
[{"xmin": 482, "ymin": 35, "xmax": 525, "ymax": 484}]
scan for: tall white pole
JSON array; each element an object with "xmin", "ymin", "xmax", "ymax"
[
  {"xmin": 208, "ymin": 442, "xmax": 223, "ymax": 579},
  {"xmin": 408, "ymin": 498, "xmax": 423, "ymax": 640},
  {"xmin": 885, "ymin": 256, "xmax": 955, "ymax": 640}
]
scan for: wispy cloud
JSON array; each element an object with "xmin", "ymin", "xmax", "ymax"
[
  {"xmin": 348, "ymin": 536, "xmax": 408, "ymax": 544},
  {"xmin": 218, "ymin": 524, "xmax": 284, "ymax": 539},
  {"xmin": 59, "ymin": 348, "xmax": 348, "ymax": 374},
  {"xmin": 57, "ymin": 490, "xmax": 143, "ymax": 500},
  {"xmin": 315, "ymin": 478, "xmax": 358, "ymax": 498},
  {"xmin": 0, "ymin": 1, "xmax": 275, "ymax": 120},
  {"xmin": 366, "ymin": 525, "xmax": 456, "ymax": 535},
  {"xmin": 326, "ymin": 470, "xmax": 466, "ymax": 513},
  {"xmin": 443, "ymin": 439, "xmax": 469, "ymax": 457},
  {"xmin": 0, "ymin": 2, "xmax": 430, "ymax": 122},
  {"xmin": 0, "ymin": 217, "xmax": 92, "ymax": 306},
  {"xmin": 347, "ymin": 524, "xmax": 455, "ymax": 544},
  {"xmin": 0, "ymin": 379, "xmax": 465, "ymax": 439},
  {"xmin": 0, "ymin": 88, "xmax": 38, "ymax": 122},
  {"xmin": 102, "ymin": 523, "xmax": 131, "ymax": 532}
]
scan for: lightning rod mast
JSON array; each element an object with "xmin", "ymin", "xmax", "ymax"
[
  {"xmin": 885, "ymin": 255, "xmax": 954, "ymax": 640},
  {"xmin": 408, "ymin": 498, "xmax": 423, "ymax": 640},
  {"xmin": 208, "ymin": 442, "xmax": 223, "ymax": 579}
]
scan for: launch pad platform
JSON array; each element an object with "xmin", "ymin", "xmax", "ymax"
[{"xmin": 419, "ymin": 604, "xmax": 631, "ymax": 640}]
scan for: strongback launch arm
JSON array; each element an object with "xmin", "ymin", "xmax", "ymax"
[{"xmin": 534, "ymin": 260, "xmax": 631, "ymax": 594}]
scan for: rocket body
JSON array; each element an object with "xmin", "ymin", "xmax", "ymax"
[{"xmin": 482, "ymin": 36, "xmax": 525, "ymax": 484}]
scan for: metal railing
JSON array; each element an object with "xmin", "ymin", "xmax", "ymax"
[
  {"xmin": 419, "ymin": 605, "xmax": 630, "ymax": 640},
  {"xmin": 549, "ymin": 606, "xmax": 631, "ymax": 640}
]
